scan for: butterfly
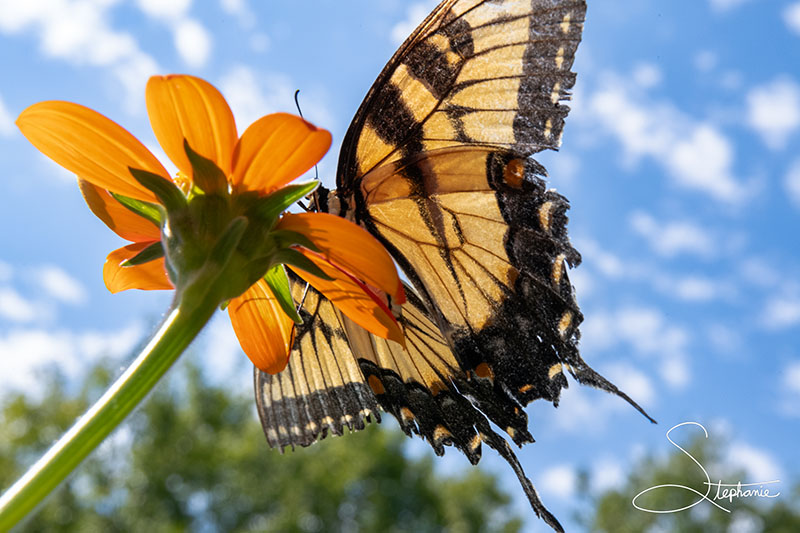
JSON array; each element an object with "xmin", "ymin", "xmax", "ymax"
[{"xmin": 254, "ymin": 1, "xmax": 652, "ymax": 531}]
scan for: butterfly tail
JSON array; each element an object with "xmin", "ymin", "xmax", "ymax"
[
  {"xmin": 567, "ymin": 360, "xmax": 657, "ymax": 424},
  {"xmin": 476, "ymin": 420, "xmax": 565, "ymax": 533}
]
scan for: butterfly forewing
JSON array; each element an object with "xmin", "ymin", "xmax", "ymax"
[{"xmin": 337, "ymin": 0, "xmax": 586, "ymax": 192}]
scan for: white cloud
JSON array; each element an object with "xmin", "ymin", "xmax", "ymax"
[
  {"xmin": 709, "ymin": 0, "xmax": 752, "ymax": 12},
  {"xmin": 708, "ymin": 323, "xmax": 744, "ymax": 355},
  {"xmin": 197, "ymin": 315, "xmax": 250, "ymax": 392},
  {"xmin": 0, "ymin": 94, "xmax": 14, "ymax": 137},
  {"xmin": 574, "ymin": 238, "xmax": 626, "ymax": 278},
  {"xmin": 694, "ymin": 50, "xmax": 717, "ymax": 72},
  {"xmin": 668, "ymin": 125, "xmax": 741, "ymax": 201},
  {"xmin": 544, "ymin": 376, "xmax": 652, "ymax": 434},
  {"xmin": 0, "ymin": 261, "xmax": 11, "ymax": 283},
  {"xmin": 629, "ymin": 211, "xmax": 715, "ymax": 258},
  {"xmin": 659, "ymin": 357, "xmax": 690, "ymax": 389},
  {"xmin": 738, "ymin": 258, "xmax": 781, "ymax": 289},
  {"xmin": 581, "ymin": 305, "xmax": 690, "ymax": 390},
  {"xmin": 568, "ymin": 267, "xmax": 594, "ymax": 299},
  {"xmin": 721, "ymin": 70, "xmax": 744, "ymax": 91},
  {"xmin": 391, "ymin": 2, "xmax": 437, "ymax": 46},
  {"xmin": 0, "ymin": 322, "xmax": 144, "ymax": 396},
  {"xmin": 220, "ymin": 0, "xmax": 245, "ymax": 15},
  {"xmin": 590, "ymin": 457, "xmax": 626, "ymax": 492},
  {"xmin": 632, "ymin": 63, "xmax": 662, "ymax": 89},
  {"xmin": 250, "ymin": 32, "xmax": 270, "ymax": 53},
  {"xmin": 174, "ymin": 18, "xmax": 211, "ymax": 67},
  {"xmin": 784, "ymin": 3, "xmax": 800, "ymax": 35},
  {"xmin": 585, "ymin": 74, "xmax": 745, "ymax": 203},
  {"xmin": 0, "ymin": 287, "xmax": 40, "ymax": 323},
  {"xmin": 0, "ymin": 0, "xmax": 159, "ymax": 112},
  {"xmin": 35, "ymin": 265, "xmax": 88, "ymax": 305},
  {"xmin": 218, "ymin": 65, "xmax": 335, "ymax": 132},
  {"xmin": 728, "ymin": 511, "xmax": 764, "ymax": 533},
  {"xmin": 782, "ymin": 360, "xmax": 800, "ymax": 394},
  {"xmin": 761, "ymin": 294, "xmax": 800, "ymax": 330},
  {"xmin": 219, "ymin": 0, "xmax": 255, "ymax": 29},
  {"xmin": 539, "ymin": 464, "xmax": 577, "ymax": 500},
  {"xmin": 134, "ymin": 0, "xmax": 212, "ymax": 70},
  {"xmin": 219, "ymin": 65, "xmax": 290, "ymax": 129},
  {"xmin": 136, "ymin": 0, "xmax": 191, "ymax": 20},
  {"xmin": 746, "ymin": 77, "xmax": 800, "ymax": 150},
  {"xmin": 544, "ymin": 150, "xmax": 580, "ymax": 184},
  {"xmin": 779, "ymin": 359, "xmax": 800, "ymax": 417},
  {"xmin": 727, "ymin": 442, "xmax": 782, "ymax": 481},
  {"xmin": 605, "ymin": 363, "xmax": 657, "ymax": 405},
  {"xmin": 785, "ymin": 159, "xmax": 800, "ymax": 209},
  {"xmin": 673, "ymin": 276, "xmax": 719, "ymax": 302}
]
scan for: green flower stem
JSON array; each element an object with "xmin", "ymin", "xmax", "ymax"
[{"xmin": 0, "ymin": 284, "xmax": 221, "ymax": 531}]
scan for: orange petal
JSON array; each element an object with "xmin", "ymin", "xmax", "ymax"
[
  {"xmin": 228, "ymin": 278, "xmax": 296, "ymax": 374},
  {"xmin": 277, "ymin": 212, "xmax": 404, "ymax": 303},
  {"xmin": 79, "ymin": 180, "xmax": 161, "ymax": 242},
  {"xmin": 103, "ymin": 242, "xmax": 173, "ymax": 293},
  {"xmin": 146, "ymin": 75, "xmax": 238, "ymax": 177},
  {"xmin": 230, "ymin": 113, "xmax": 331, "ymax": 193},
  {"xmin": 288, "ymin": 256, "xmax": 405, "ymax": 346},
  {"xmin": 17, "ymin": 101, "xmax": 168, "ymax": 203}
]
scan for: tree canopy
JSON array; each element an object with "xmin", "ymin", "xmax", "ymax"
[
  {"xmin": 0, "ymin": 360, "xmax": 522, "ymax": 533},
  {"xmin": 579, "ymin": 428, "xmax": 799, "ymax": 533}
]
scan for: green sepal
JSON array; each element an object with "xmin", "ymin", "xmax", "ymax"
[
  {"xmin": 263, "ymin": 265, "xmax": 303, "ymax": 324},
  {"xmin": 120, "ymin": 241, "xmax": 164, "ymax": 267},
  {"xmin": 128, "ymin": 168, "xmax": 187, "ymax": 213},
  {"xmin": 273, "ymin": 248, "xmax": 334, "ymax": 281},
  {"xmin": 250, "ymin": 180, "xmax": 319, "ymax": 222},
  {"xmin": 270, "ymin": 229, "xmax": 321, "ymax": 253},
  {"xmin": 209, "ymin": 216, "xmax": 249, "ymax": 269},
  {"xmin": 184, "ymin": 139, "xmax": 228, "ymax": 195},
  {"xmin": 109, "ymin": 192, "xmax": 163, "ymax": 228}
]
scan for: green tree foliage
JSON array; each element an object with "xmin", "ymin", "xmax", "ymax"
[
  {"xmin": 0, "ymin": 360, "xmax": 522, "ymax": 533},
  {"xmin": 578, "ymin": 429, "xmax": 800, "ymax": 533}
]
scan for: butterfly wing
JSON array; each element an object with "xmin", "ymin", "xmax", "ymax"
[
  {"xmin": 334, "ymin": 0, "xmax": 650, "ymax": 410},
  {"xmin": 255, "ymin": 275, "xmax": 564, "ymax": 530},
  {"xmin": 253, "ymin": 279, "xmax": 381, "ymax": 450},
  {"xmin": 337, "ymin": 0, "xmax": 584, "ymax": 194},
  {"xmin": 255, "ymin": 275, "xmax": 532, "ymax": 455},
  {"xmin": 256, "ymin": 1, "xmax": 652, "ymax": 530}
]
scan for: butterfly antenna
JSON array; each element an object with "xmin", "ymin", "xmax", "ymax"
[
  {"xmin": 294, "ymin": 89, "xmax": 320, "ymax": 183},
  {"xmin": 294, "ymin": 89, "xmax": 304, "ymax": 119}
]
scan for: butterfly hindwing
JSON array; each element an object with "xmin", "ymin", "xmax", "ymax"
[
  {"xmin": 256, "ymin": 277, "xmax": 564, "ymax": 529},
  {"xmin": 254, "ymin": 281, "xmax": 380, "ymax": 450},
  {"xmin": 256, "ymin": 277, "xmax": 533, "ymax": 457}
]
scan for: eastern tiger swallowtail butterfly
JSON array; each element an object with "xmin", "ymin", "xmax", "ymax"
[{"xmin": 254, "ymin": 1, "xmax": 653, "ymax": 530}]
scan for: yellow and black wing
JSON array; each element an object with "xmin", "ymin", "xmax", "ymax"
[
  {"xmin": 255, "ymin": 275, "xmax": 563, "ymax": 529},
  {"xmin": 254, "ymin": 278, "xmax": 381, "ymax": 449},
  {"xmin": 256, "ymin": 275, "xmax": 525, "ymax": 453},
  {"xmin": 256, "ymin": 1, "xmax": 652, "ymax": 531},
  {"xmin": 334, "ymin": 0, "xmax": 651, "ymax": 412}
]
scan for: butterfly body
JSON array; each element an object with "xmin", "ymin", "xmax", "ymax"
[{"xmin": 256, "ymin": 1, "xmax": 652, "ymax": 530}]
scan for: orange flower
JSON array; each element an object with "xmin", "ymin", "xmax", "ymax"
[{"xmin": 17, "ymin": 74, "xmax": 404, "ymax": 374}]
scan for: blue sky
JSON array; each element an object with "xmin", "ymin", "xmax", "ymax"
[{"xmin": 1, "ymin": 0, "xmax": 799, "ymax": 531}]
